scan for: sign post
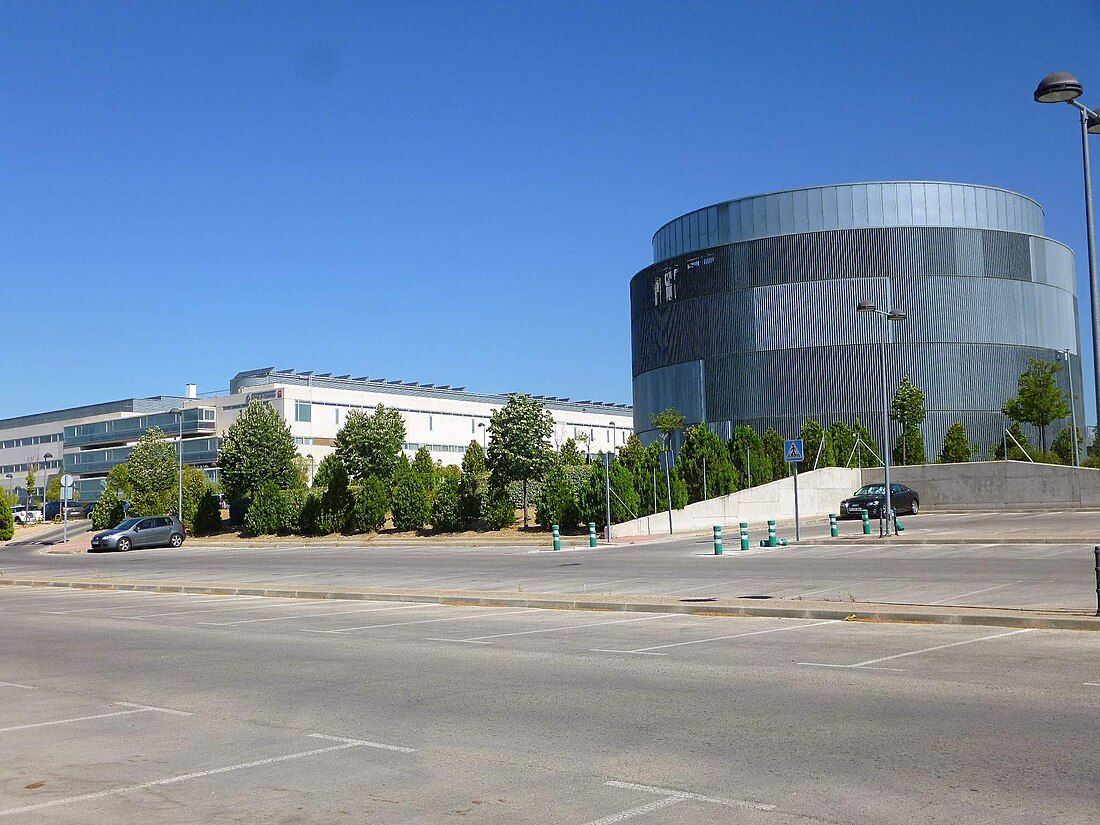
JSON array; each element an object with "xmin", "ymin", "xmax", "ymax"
[
  {"xmin": 60, "ymin": 473, "xmax": 74, "ymax": 544},
  {"xmin": 784, "ymin": 440, "xmax": 804, "ymax": 542}
]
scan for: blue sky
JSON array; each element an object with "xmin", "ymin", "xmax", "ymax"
[{"xmin": 2, "ymin": 1, "xmax": 1099, "ymax": 421}]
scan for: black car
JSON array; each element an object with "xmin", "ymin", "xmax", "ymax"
[{"xmin": 840, "ymin": 483, "xmax": 919, "ymax": 519}]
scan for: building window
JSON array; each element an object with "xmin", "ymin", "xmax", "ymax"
[{"xmin": 295, "ymin": 401, "xmax": 312, "ymax": 423}]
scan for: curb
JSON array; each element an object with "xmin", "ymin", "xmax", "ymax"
[{"xmin": 2, "ymin": 576, "xmax": 1097, "ymax": 632}]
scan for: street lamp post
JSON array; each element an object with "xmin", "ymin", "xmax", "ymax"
[
  {"xmin": 1062, "ymin": 349, "xmax": 1080, "ymax": 465},
  {"xmin": 306, "ymin": 453, "xmax": 315, "ymax": 487},
  {"xmin": 857, "ymin": 302, "xmax": 907, "ymax": 536},
  {"xmin": 41, "ymin": 452, "xmax": 53, "ymax": 509},
  {"xmin": 477, "ymin": 422, "xmax": 486, "ymax": 450},
  {"xmin": 170, "ymin": 408, "xmax": 184, "ymax": 521},
  {"xmin": 1034, "ymin": 71, "xmax": 1100, "ymax": 444}
]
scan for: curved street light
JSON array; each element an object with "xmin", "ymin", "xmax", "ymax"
[{"xmin": 1034, "ymin": 71, "xmax": 1100, "ymax": 451}]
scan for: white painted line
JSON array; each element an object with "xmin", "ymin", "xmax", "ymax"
[
  {"xmin": 41, "ymin": 596, "xmax": 261, "ymax": 615},
  {"xmin": 617, "ymin": 620, "xmax": 839, "ymax": 654},
  {"xmin": 796, "ymin": 662, "xmax": 906, "ymax": 672},
  {"xmin": 581, "ymin": 795, "xmax": 684, "ymax": 824},
  {"xmin": 429, "ymin": 638, "xmax": 494, "ymax": 644},
  {"xmin": 310, "ymin": 732, "xmax": 417, "ymax": 753},
  {"xmin": 0, "ymin": 733, "xmax": 411, "ymax": 817},
  {"xmin": 0, "ymin": 681, "xmax": 37, "ymax": 690},
  {"xmin": 929, "ymin": 581, "xmax": 1024, "ymax": 605},
  {"xmin": 788, "ymin": 584, "xmax": 850, "ymax": 598},
  {"xmin": 1084, "ymin": 683, "xmax": 1100, "ymax": 687},
  {"xmin": 603, "ymin": 780, "xmax": 776, "ymax": 811},
  {"xmin": 590, "ymin": 649, "xmax": 666, "ymax": 656},
  {"xmin": 198, "ymin": 603, "xmax": 428, "ymax": 626},
  {"xmin": 0, "ymin": 702, "xmax": 189, "ymax": 733},
  {"xmin": 111, "ymin": 599, "xmax": 329, "ymax": 619},
  {"xmin": 302, "ymin": 607, "xmax": 540, "ymax": 634},
  {"xmin": 849, "ymin": 629, "xmax": 1033, "ymax": 668},
  {"xmin": 665, "ymin": 582, "xmax": 726, "ymax": 596},
  {"xmin": 438, "ymin": 613, "xmax": 675, "ymax": 643}
]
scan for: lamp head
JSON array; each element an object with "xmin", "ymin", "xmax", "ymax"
[
  {"xmin": 169, "ymin": 407, "xmax": 184, "ymax": 415},
  {"xmin": 887, "ymin": 309, "xmax": 908, "ymax": 321},
  {"xmin": 1088, "ymin": 111, "xmax": 1100, "ymax": 134},
  {"xmin": 1034, "ymin": 71, "xmax": 1083, "ymax": 103},
  {"xmin": 856, "ymin": 302, "xmax": 877, "ymax": 313}
]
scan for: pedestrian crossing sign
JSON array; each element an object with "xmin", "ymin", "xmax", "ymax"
[{"xmin": 784, "ymin": 439, "xmax": 804, "ymax": 463}]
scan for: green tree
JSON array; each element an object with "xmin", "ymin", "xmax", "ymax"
[
  {"xmin": 192, "ymin": 487, "xmax": 223, "ymax": 536},
  {"xmin": 729, "ymin": 426, "xmax": 771, "ymax": 488},
  {"xmin": 180, "ymin": 465, "xmax": 210, "ymax": 530},
  {"xmin": 762, "ymin": 428, "xmax": 788, "ymax": 479},
  {"xmin": 938, "ymin": 422, "xmax": 972, "ymax": 464},
  {"xmin": 617, "ymin": 435, "xmax": 660, "ymax": 516},
  {"xmin": 848, "ymin": 419, "xmax": 881, "ymax": 467},
  {"xmin": 1003, "ymin": 358, "xmax": 1071, "ymax": 453},
  {"xmin": 890, "ymin": 376, "xmax": 927, "ymax": 465},
  {"xmin": 677, "ymin": 424, "xmax": 739, "ymax": 502},
  {"xmin": 91, "ymin": 490, "xmax": 126, "ymax": 530},
  {"xmin": 486, "ymin": 395, "xmax": 554, "ymax": 528},
  {"xmin": 459, "ymin": 441, "xmax": 490, "ymax": 527},
  {"xmin": 0, "ymin": 502, "xmax": 13, "ymax": 540},
  {"xmin": 828, "ymin": 422, "xmax": 855, "ymax": 469},
  {"xmin": 334, "ymin": 404, "xmax": 407, "ymax": 484},
  {"xmin": 1052, "ymin": 426, "xmax": 1083, "ymax": 465},
  {"xmin": 799, "ymin": 418, "xmax": 835, "ymax": 471},
  {"xmin": 462, "ymin": 440, "xmax": 487, "ymax": 474},
  {"xmin": 558, "ymin": 438, "xmax": 587, "ymax": 466},
  {"xmin": 244, "ymin": 481, "xmax": 289, "ymax": 535},
  {"xmin": 893, "ymin": 425, "xmax": 927, "ymax": 466},
  {"xmin": 24, "ymin": 466, "xmax": 36, "ymax": 507},
  {"xmin": 430, "ymin": 470, "xmax": 465, "ymax": 533},
  {"xmin": 412, "ymin": 447, "xmax": 438, "ymax": 505},
  {"xmin": 312, "ymin": 454, "xmax": 344, "ymax": 489},
  {"xmin": 126, "ymin": 428, "xmax": 179, "ymax": 516},
  {"xmin": 578, "ymin": 456, "xmax": 640, "ymax": 530},
  {"xmin": 992, "ymin": 421, "xmax": 1034, "ymax": 461},
  {"xmin": 484, "ymin": 486, "xmax": 517, "ymax": 530},
  {"xmin": 217, "ymin": 400, "xmax": 300, "ymax": 501},
  {"xmin": 318, "ymin": 458, "xmax": 353, "ymax": 533},
  {"xmin": 650, "ymin": 408, "xmax": 686, "ymax": 449},
  {"xmin": 391, "ymin": 456, "xmax": 429, "ymax": 532},
  {"xmin": 350, "ymin": 476, "xmax": 389, "ymax": 533},
  {"xmin": 535, "ymin": 462, "xmax": 581, "ymax": 529}
]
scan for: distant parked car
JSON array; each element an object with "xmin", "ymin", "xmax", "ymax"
[
  {"xmin": 839, "ymin": 483, "xmax": 919, "ymax": 519},
  {"xmin": 82, "ymin": 501, "xmax": 98, "ymax": 518},
  {"xmin": 11, "ymin": 506, "xmax": 44, "ymax": 525},
  {"xmin": 89, "ymin": 516, "xmax": 186, "ymax": 552},
  {"xmin": 44, "ymin": 501, "xmax": 86, "ymax": 521}
]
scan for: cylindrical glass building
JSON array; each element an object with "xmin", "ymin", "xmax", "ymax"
[{"xmin": 630, "ymin": 182, "xmax": 1083, "ymax": 458}]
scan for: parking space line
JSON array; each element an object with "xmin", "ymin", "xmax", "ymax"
[
  {"xmin": 41, "ymin": 596, "xmax": 264, "ymax": 615},
  {"xmin": 1085, "ymin": 683, "xmax": 1100, "ymax": 687},
  {"xmin": 0, "ymin": 681, "xmax": 37, "ymax": 690},
  {"xmin": 111, "ymin": 600, "xmax": 327, "ymax": 619},
  {"xmin": 602, "ymin": 780, "xmax": 776, "ymax": 811},
  {"xmin": 799, "ymin": 628, "xmax": 1033, "ymax": 670},
  {"xmin": 303, "ymin": 607, "xmax": 540, "ymax": 634},
  {"xmin": 0, "ymin": 702, "xmax": 190, "ymax": 733},
  {"xmin": 929, "ymin": 582, "xmax": 1025, "ymax": 605},
  {"xmin": 593, "ymin": 620, "xmax": 838, "ymax": 655},
  {"xmin": 433, "ymin": 613, "xmax": 675, "ymax": 644},
  {"xmin": 580, "ymin": 795, "xmax": 684, "ymax": 824},
  {"xmin": 199, "ymin": 603, "xmax": 430, "ymax": 626},
  {"xmin": 0, "ymin": 732, "xmax": 413, "ymax": 818}
]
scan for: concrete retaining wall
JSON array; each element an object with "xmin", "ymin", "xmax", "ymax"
[
  {"xmin": 866, "ymin": 460, "xmax": 1100, "ymax": 510},
  {"xmin": 614, "ymin": 467, "xmax": 862, "ymax": 536}
]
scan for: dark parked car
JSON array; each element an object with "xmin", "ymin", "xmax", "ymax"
[
  {"xmin": 840, "ymin": 483, "xmax": 919, "ymax": 519},
  {"xmin": 44, "ymin": 501, "xmax": 86, "ymax": 520},
  {"xmin": 89, "ymin": 516, "xmax": 186, "ymax": 552},
  {"xmin": 82, "ymin": 501, "xmax": 98, "ymax": 518}
]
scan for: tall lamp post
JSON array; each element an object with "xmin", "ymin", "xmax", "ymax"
[
  {"xmin": 857, "ymin": 302, "xmax": 907, "ymax": 536},
  {"xmin": 1034, "ymin": 72, "xmax": 1100, "ymax": 447},
  {"xmin": 170, "ymin": 408, "xmax": 184, "ymax": 521},
  {"xmin": 1062, "ymin": 349, "xmax": 1080, "ymax": 465},
  {"xmin": 477, "ymin": 422, "xmax": 486, "ymax": 450},
  {"xmin": 41, "ymin": 452, "xmax": 53, "ymax": 508},
  {"xmin": 306, "ymin": 453, "xmax": 315, "ymax": 487}
]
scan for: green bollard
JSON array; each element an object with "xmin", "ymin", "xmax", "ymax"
[
  {"xmin": 895, "ymin": 511, "xmax": 905, "ymax": 533},
  {"xmin": 739, "ymin": 522, "xmax": 750, "ymax": 552},
  {"xmin": 829, "ymin": 513, "xmax": 839, "ymax": 538},
  {"xmin": 767, "ymin": 520, "xmax": 777, "ymax": 547},
  {"xmin": 552, "ymin": 524, "xmax": 561, "ymax": 551},
  {"xmin": 713, "ymin": 525, "xmax": 723, "ymax": 555},
  {"xmin": 588, "ymin": 522, "xmax": 598, "ymax": 548},
  {"xmin": 861, "ymin": 509, "xmax": 871, "ymax": 535}
]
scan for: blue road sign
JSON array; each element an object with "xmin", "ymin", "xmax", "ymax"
[{"xmin": 784, "ymin": 439, "xmax": 805, "ymax": 463}]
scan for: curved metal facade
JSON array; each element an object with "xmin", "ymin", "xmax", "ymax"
[{"xmin": 632, "ymin": 182, "xmax": 1083, "ymax": 459}]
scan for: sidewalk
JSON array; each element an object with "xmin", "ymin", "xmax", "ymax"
[{"xmin": 2, "ymin": 573, "xmax": 1097, "ymax": 631}]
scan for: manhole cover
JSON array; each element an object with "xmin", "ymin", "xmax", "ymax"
[
  {"xmin": 737, "ymin": 595, "xmax": 773, "ymax": 600},
  {"xmin": 679, "ymin": 597, "xmax": 717, "ymax": 603}
]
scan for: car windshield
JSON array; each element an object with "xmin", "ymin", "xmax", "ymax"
[
  {"xmin": 854, "ymin": 485, "xmax": 886, "ymax": 496},
  {"xmin": 113, "ymin": 518, "xmax": 142, "ymax": 530}
]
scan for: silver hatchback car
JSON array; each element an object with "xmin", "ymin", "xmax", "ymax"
[{"xmin": 90, "ymin": 516, "xmax": 186, "ymax": 552}]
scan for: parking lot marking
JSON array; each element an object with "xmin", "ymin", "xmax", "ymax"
[
  {"xmin": 0, "ymin": 681, "xmax": 36, "ymax": 690},
  {"xmin": 580, "ymin": 794, "xmax": 684, "ymax": 824},
  {"xmin": 0, "ymin": 702, "xmax": 188, "ymax": 733},
  {"xmin": 929, "ymin": 582, "xmax": 1025, "ymax": 605},
  {"xmin": 800, "ymin": 628, "xmax": 1033, "ymax": 670},
  {"xmin": 436, "ymin": 613, "xmax": 675, "ymax": 644},
  {"xmin": 41, "ymin": 596, "xmax": 262, "ymax": 615},
  {"xmin": 0, "ymin": 732, "xmax": 412, "ymax": 818},
  {"xmin": 796, "ymin": 662, "xmax": 906, "ymax": 672},
  {"xmin": 602, "ymin": 780, "xmax": 776, "ymax": 812},
  {"xmin": 594, "ymin": 620, "xmax": 838, "ymax": 655},
  {"xmin": 198, "ymin": 602, "xmax": 430, "ymax": 626},
  {"xmin": 1085, "ymin": 683, "xmax": 1100, "ymax": 687},
  {"xmin": 310, "ymin": 732, "xmax": 418, "ymax": 753},
  {"xmin": 303, "ymin": 607, "xmax": 540, "ymax": 634},
  {"xmin": 111, "ymin": 599, "xmax": 321, "ymax": 619}
]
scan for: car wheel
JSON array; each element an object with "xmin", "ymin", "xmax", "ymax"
[
  {"xmin": 169, "ymin": 533, "xmax": 184, "ymax": 548},
  {"xmin": 909, "ymin": 499, "xmax": 919, "ymax": 516},
  {"xmin": 116, "ymin": 537, "xmax": 132, "ymax": 552}
]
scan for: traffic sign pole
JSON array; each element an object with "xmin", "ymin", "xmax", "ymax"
[{"xmin": 783, "ymin": 440, "xmax": 804, "ymax": 542}]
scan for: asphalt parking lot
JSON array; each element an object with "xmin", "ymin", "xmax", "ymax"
[
  {"xmin": 2, "ymin": 586, "xmax": 1098, "ymax": 824},
  {"xmin": 2, "ymin": 513, "xmax": 1095, "ymax": 611}
]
